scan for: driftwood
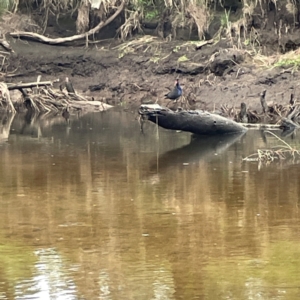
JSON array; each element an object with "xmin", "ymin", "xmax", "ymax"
[
  {"xmin": 139, "ymin": 104, "xmax": 247, "ymax": 135},
  {"xmin": 194, "ymin": 39, "xmax": 214, "ymax": 50},
  {"xmin": 7, "ymin": 80, "xmax": 58, "ymax": 90},
  {"xmin": 0, "ymin": 38, "xmax": 14, "ymax": 53},
  {"xmin": 10, "ymin": 1, "xmax": 125, "ymax": 45},
  {"xmin": 16, "ymin": 85, "xmax": 111, "ymax": 113},
  {"xmin": 241, "ymin": 123, "xmax": 281, "ymax": 129},
  {"xmin": 0, "ymin": 76, "xmax": 113, "ymax": 114}
]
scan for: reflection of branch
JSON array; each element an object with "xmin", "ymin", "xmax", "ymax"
[
  {"xmin": 0, "ymin": 82, "xmax": 16, "ymax": 113},
  {"xmin": 0, "ymin": 113, "xmax": 15, "ymax": 144},
  {"xmin": 10, "ymin": 1, "xmax": 126, "ymax": 45},
  {"xmin": 243, "ymin": 130, "xmax": 300, "ymax": 164}
]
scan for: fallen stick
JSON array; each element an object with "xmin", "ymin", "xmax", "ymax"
[
  {"xmin": 7, "ymin": 79, "xmax": 59, "ymax": 90},
  {"xmin": 241, "ymin": 123, "xmax": 281, "ymax": 129},
  {"xmin": 195, "ymin": 39, "xmax": 214, "ymax": 50},
  {"xmin": 0, "ymin": 38, "xmax": 14, "ymax": 53},
  {"xmin": 10, "ymin": 1, "xmax": 125, "ymax": 45}
]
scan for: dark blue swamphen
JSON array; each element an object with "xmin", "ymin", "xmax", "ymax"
[{"xmin": 165, "ymin": 79, "xmax": 182, "ymax": 106}]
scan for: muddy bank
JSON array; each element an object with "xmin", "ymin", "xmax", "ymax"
[{"xmin": 4, "ymin": 36, "xmax": 300, "ymax": 114}]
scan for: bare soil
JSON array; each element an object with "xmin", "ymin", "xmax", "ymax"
[{"xmin": 4, "ymin": 35, "xmax": 300, "ymax": 115}]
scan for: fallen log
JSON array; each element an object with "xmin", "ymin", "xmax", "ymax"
[
  {"xmin": 9, "ymin": 1, "xmax": 125, "ymax": 45},
  {"xmin": 139, "ymin": 104, "xmax": 247, "ymax": 135},
  {"xmin": 7, "ymin": 80, "xmax": 59, "ymax": 90}
]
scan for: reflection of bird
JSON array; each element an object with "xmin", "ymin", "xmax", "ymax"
[
  {"xmin": 60, "ymin": 77, "xmax": 75, "ymax": 94},
  {"xmin": 62, "ymin": 104, "xmax": 70, "ymax": 123},
  {"xmin": 165, "ymin": 79, "xmax": 182, "ymax": 106}
]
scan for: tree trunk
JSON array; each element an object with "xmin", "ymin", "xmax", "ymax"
[{"xmin": 76, "ymin": 0, "xmax": 90, "ymax": 34}]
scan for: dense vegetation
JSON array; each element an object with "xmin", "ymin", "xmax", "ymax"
[{"xmin": 1, "ymin": 0, "xmax": 300, "ymax": 57}]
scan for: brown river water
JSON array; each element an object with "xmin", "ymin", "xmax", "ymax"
[{"xmin": 0, "ymin": 110, "xmax": 300, "ymax": 300}]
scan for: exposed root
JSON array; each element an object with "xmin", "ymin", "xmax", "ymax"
[{"xmin": 118, "ymin": 9, "xmax": 143, "ymax": 41}]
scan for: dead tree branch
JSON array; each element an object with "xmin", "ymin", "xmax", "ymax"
[
  {"xmin": 10, "ymin": 2, "xmax": 126, "ymax": 45},
  {"xmin": 7, "ymin": 80, "xmax": 59, "ymax": 90}
]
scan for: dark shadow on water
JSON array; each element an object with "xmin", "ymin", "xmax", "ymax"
[{"xmin": 149, "ymin": 132, "xmax": 246, "ymax": 173}]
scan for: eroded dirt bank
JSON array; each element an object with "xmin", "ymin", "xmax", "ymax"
[{"xmin": 5, "ymin": 36, "xmax": 300, "ymax": 114}]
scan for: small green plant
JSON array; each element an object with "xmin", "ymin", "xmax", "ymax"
[
  {"xmin": 243, "ymin": 38, "xmax": 250, "ymax": 46},
  {"xmin": 177, "ymin": 55, "xmax": 189, "ymax": 62},
  {"xmin": 145, "ymin": 9, "xmax": 159, "ymax": 20},
  {"xmin": 150, "ymin": 56, "xmax": 160, "ymax": 63},
  {"xmin": 173, "ymin": 45, "xmax": 181, "ymax": 53},
  {"xmin": 274, "ymin": 56, "xmax": 300, "ymax": 69}
]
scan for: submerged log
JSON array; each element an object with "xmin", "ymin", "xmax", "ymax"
[{"xmin": 139, "ymin": 104, "xmax": 247, "ymax": 135}]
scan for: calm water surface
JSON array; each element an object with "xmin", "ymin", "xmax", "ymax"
[{"xmin": 0, "ymin": 110, "xmax": 300, "ymax": 300}]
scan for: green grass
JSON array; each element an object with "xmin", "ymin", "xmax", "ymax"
[
  {"xmin": 177, "ymin": 54, "xmax": 189, "ymax": 62},
  {"xmin": 274, "ymin": 56, "xmax": 300, "ymax": 69},
  {"xmin": 144, "ymin": 9, "xmax": 159, "ymax": 20}
]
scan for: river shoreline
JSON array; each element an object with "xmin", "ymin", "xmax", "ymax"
[{"xmin": 4, "ymin": 36, "xmax": 300, "ymax": 115}]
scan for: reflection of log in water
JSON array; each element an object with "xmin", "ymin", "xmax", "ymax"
[
  {"xmin": 0, "ymin": 113, "xmax": 15, "ymax": 144},
  {"xmin": 9, "ymin": 111, "xmax": 73, "ymax": 138},
  {"xmin": 149, "ymin": 132, "xmax": 245, "ymax": 173}
]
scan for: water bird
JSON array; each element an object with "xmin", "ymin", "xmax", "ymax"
[
  {"xmin": 238, "ymin": 102, "xmax": 248, "ymax": 123},
  {"xmin": 165, "ymin": 79, "xmax": 182, "ymax": 106},
  {"xmin": 60, "ymin": 77, "xmax": 75, "ymax": 94},
  {"xmin": 62, "ymin": 104, "xmax": 70, "ymax": 122}
]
